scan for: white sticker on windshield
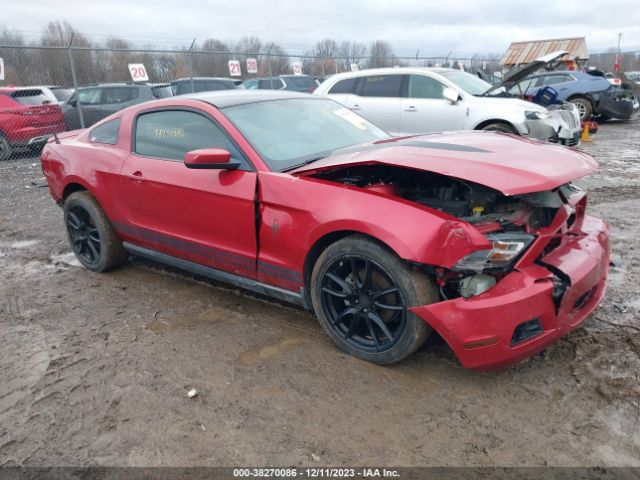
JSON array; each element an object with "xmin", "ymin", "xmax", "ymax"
[{"xmin": 333, "ymin": 108, "xmax": 367, "ymax": 130}]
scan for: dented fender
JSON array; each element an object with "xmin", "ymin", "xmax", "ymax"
[{"xmin": 255, "ymin": 172, "xmax": 490, "ymax": 289}]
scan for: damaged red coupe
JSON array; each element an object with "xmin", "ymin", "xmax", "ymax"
[{"xmin": 41, "ymin": 91, "xmax": 610, "ymax": 370}]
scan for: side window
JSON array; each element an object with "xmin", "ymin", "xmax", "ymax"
[
  {"xmin": 408, "ymin": 75, "xmax": 446, "ymax": 99},
  {"xmin": 134, "ymin": 110, "xmax": 247, "ymax": 167},
  {"xmin": 103, "ymin": 87, "xmax": 139, "ymax": 104},
  {"xmin": 540, "ymin": 75, "xmax": 570, "ymax": 86},
  {"xmin": 77, "ymin": 88, "xmax": 102, "ymax": 105},
  {"xmin": 359, "ymin": 75, "xmax": 403, "ymax": 97},
  {"xmin": 90, "ymin": 118, "xmax": 121, "ymax": 145},
  {"xmin": 328, "ymin": 78, "xmax": 358, "ymax": 94}
]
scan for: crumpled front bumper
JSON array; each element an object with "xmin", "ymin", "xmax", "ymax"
[
  {"xmin": 411, "ymin": 215, "xmax": 610, "ymax": 370},
  {"xmin": 526, "ymin": 115, "xmax": 581, "ymax": 147}
]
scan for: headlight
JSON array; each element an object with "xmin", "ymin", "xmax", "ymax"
[
  {"xmin": 525, "ymin": 110, "xmax": 551, "ymax": 120},
  {"xmin": 453, "ymin": 233, "xmax": 535, "ymax": 273}
]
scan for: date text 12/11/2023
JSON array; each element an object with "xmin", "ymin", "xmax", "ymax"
[{"xmin": 232, "ymin": 468, "xmax": 400, "ymax": 478}]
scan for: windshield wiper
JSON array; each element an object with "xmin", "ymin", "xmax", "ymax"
[{"xmin": 282, "ymin": 156, "xmax": 326, "ymax": 172}]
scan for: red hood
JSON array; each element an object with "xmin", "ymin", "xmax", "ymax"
[{"xmin": 292, "ymin": 131, "xmax": 597, "ymax": 195}]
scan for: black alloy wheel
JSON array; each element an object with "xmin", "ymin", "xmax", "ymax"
[
  {"xmin": 311, "ymin": 236, "xmax": 436, "ymax": 364},
  {"xmin": 63, "ymin": 191, "xmax": 128, "ymax": 272},
  {"xmin": 321, "ymin": 255, "xmax": 407, "ymax": 353},
  {"xmin": 66, "ymin": 205, "xmax": 102, "ymax": 268}
]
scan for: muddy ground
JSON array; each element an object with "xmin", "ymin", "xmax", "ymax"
[{"xmin": 0, "ymin": 119, "xmax": 639, "ymax": 468}]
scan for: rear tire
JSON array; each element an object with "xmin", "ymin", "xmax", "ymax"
[
  {"xmin": 64, "ymin": 191, "xmax": 128, "ymax": 272},
  {"xmin": 569, "ymin": 97, "xmax": 593, "ymax": 121},
  {"xmin": 310, "ymin": 235, "xmax": 437, "ymax": 365},
  {"xmin": 480, "ymin": 122, "xmax": 517, "ymax": 134},
  {"xmin": 0, "ymin": 135, "xmax": 12, "ymax": 161}
]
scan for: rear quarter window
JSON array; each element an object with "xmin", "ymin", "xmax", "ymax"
[{"xmin": 89, "ymin": 118, "xmax": 121, "ymax": 145}]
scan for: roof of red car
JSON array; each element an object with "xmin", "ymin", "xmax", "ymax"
[{"xmin": 184, "ymin": 89, "xmax": 314, "ymax": 109}]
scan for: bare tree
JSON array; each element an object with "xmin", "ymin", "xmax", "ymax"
[
  {"xmin": 40, "ymin": 21, "xmax": 94, "ymax": 85},
  {"xmin": 337, "ymin": 41, "xmax": 367, "ymax": 72},
  {"xmin": 367, "ymin": 40, "xmax": 394, "ymax": 68},
  {"xmin": 303, "ymin": 38, "xmax": 340, "ymax": 77},
  {"xmin": 192, "ymin": 38, "xmax": 231, "ymax": 77},
  {"xmin": 262, "ymin": 42, "xmax": 290, "ymax": 76}
]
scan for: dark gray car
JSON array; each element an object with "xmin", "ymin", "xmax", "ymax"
[{"xmin": 63, "ymin": 83, "xmax": 173, "ymax": 130}]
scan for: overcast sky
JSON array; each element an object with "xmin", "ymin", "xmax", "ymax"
[{"xmin": 4, "ymin": 0, "xmax": 640, "ymax": 55}]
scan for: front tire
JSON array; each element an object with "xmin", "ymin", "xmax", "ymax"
[
  {"xmin": 64, "ymin": 191, "xmax": 128, "ymax": 272},
  {"xmin": 310, "ymin": 236, "xmax": 437, "ymax": 365}
]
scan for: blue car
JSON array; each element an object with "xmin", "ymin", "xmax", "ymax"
[{"xmin": 508, "ymin": 70, "xmax": 638, "ymax": 121}]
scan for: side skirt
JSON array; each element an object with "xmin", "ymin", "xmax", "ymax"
[{"xmin": 123, "ymin": 242, "xmax": 305, "ymax": 308}]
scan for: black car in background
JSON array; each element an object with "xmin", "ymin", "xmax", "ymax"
[
  {"xmin": 63, "ymin": 82, "xmax": 173, "ymax": 129},
  {"xmin": 170, "ymin": 77, "xmax": 240, "ymax": 95}
]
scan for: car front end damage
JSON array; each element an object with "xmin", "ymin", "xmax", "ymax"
[
  {"xmin": 595, "ymin": 86, "xmax": 639, "ymax": 120},
  {"xmin": 303, "ymin": 161, "xmax": 608, "ymax": 370},
  {"xmin": 524, "ymin": 103, "xmax": 582, "ymax": 147},
  {"xmin": 412, "ymin": 186, "xmax": 609, "ymax": 370},
  {"xmin": 293, "ymin": 133, "xmax": 608, "ymax": 369}
]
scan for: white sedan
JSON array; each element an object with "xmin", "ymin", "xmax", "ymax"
[{"xmin": 314, "ymin": 67, "xmax": 581, "ymax": 146}]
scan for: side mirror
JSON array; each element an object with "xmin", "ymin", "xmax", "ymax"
[
  {"xmin": 443, "ymin": 87, "xmax": 460, "ymax": 104},
  {"xmin": 184, "ymin": 148, "xmax": 240, "ymax": 170}
]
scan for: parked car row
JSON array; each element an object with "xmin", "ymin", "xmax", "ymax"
[{"xmin": 1, "ymin": 54, "xmax": 638, "ymax": 160}]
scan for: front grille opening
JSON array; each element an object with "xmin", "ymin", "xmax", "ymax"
[
  {"xmin": 573, "ymin": 285, "xmax": 597, "ymax": 311},
  {"xmin": 511, "ymin": 319, "xmax": 543, "ymax": 346}
]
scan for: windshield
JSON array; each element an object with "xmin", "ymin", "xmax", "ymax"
[
  {"xmin": 439, "ymin": 70, "xmax": 492, "ymax": 95},
  {"xmin": 223, "ymin": 98, "xmax": 389, "ymax": 171}
]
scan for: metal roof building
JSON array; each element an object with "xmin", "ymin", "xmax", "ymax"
[{"xmin": 501, "ymin": 37, "xmax": 589, "ymax": 66}]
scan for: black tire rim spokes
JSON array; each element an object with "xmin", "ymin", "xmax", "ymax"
[
  {"xmin": 321, "ymin": 255, "xmax": 406, "ymax": 353},
  {"xmin": 67, "ymin": 206, "xmax": 101, "ymax": 266}
]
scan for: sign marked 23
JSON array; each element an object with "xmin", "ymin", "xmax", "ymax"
[{"xmin": 128, "ymin": 63, "xmax": 149, "ymax": 82}]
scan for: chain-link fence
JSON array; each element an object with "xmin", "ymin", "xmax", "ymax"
[
  {"xmin": 0, "ymin": 42, "xmax": 502, "ymax": 159},
  {"xmin": 1, "ymin": 41, "xmax": 638, "ymax": 160}
]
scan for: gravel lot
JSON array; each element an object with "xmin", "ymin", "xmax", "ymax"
[{"xmin": 0, "ymin": 120, "xmax": 639, "ymax": 467}]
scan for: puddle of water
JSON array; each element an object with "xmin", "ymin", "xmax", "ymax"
[
  {"xmin": 9, "ymin": 240, "xmax": 40, "ymax": 249},
  {"xmin": 146, "ymin": 305, "xmax": 243, "ymax": 334},
  {"xmin": 50, "ymin": 252, "xmax": 81, "ymax": 268},
  {"xmin": 239, "ymin": 337, "xmax": 308, "ymax": 367}
]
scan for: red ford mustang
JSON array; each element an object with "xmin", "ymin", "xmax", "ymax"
[{"xmin": 40, "ymin": 91, "xmax": 610, "ymax": 370}]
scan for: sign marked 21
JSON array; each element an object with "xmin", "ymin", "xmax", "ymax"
[
  {"xmin": 128, "ymin": 63, "xmax": 149, "ymax": 82},
  {"xmin": 228, "ymin": 60, "xmax": 241, "ymax": 77}
]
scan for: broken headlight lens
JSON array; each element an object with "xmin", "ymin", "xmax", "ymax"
[
  {"xmin": 525, "ymin": 110, "xmax": 551, "ymax": 120},
  {"xmin": 453, "ymin": 233, "xmax": 535, "ymax": 273}
]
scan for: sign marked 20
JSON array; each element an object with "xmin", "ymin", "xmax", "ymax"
[
  {"xmin": 246, "ymin": 58, "xmax": 258, "ymax": 74},
  {"xmin": 128, "ymin": 63, "xmax": 149, "ymax": 82}
]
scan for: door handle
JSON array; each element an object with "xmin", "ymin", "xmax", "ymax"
[
  {"xmin": 350, "ymin": 104, "xmax": 361, "ymax": 110},
  {"xmin": 127, "ymin": 171, "xmax": 146, "ymax": 181},
  {"xmin": 404, "ymin": 106, "xmax": 418, "ymax": 112}
]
